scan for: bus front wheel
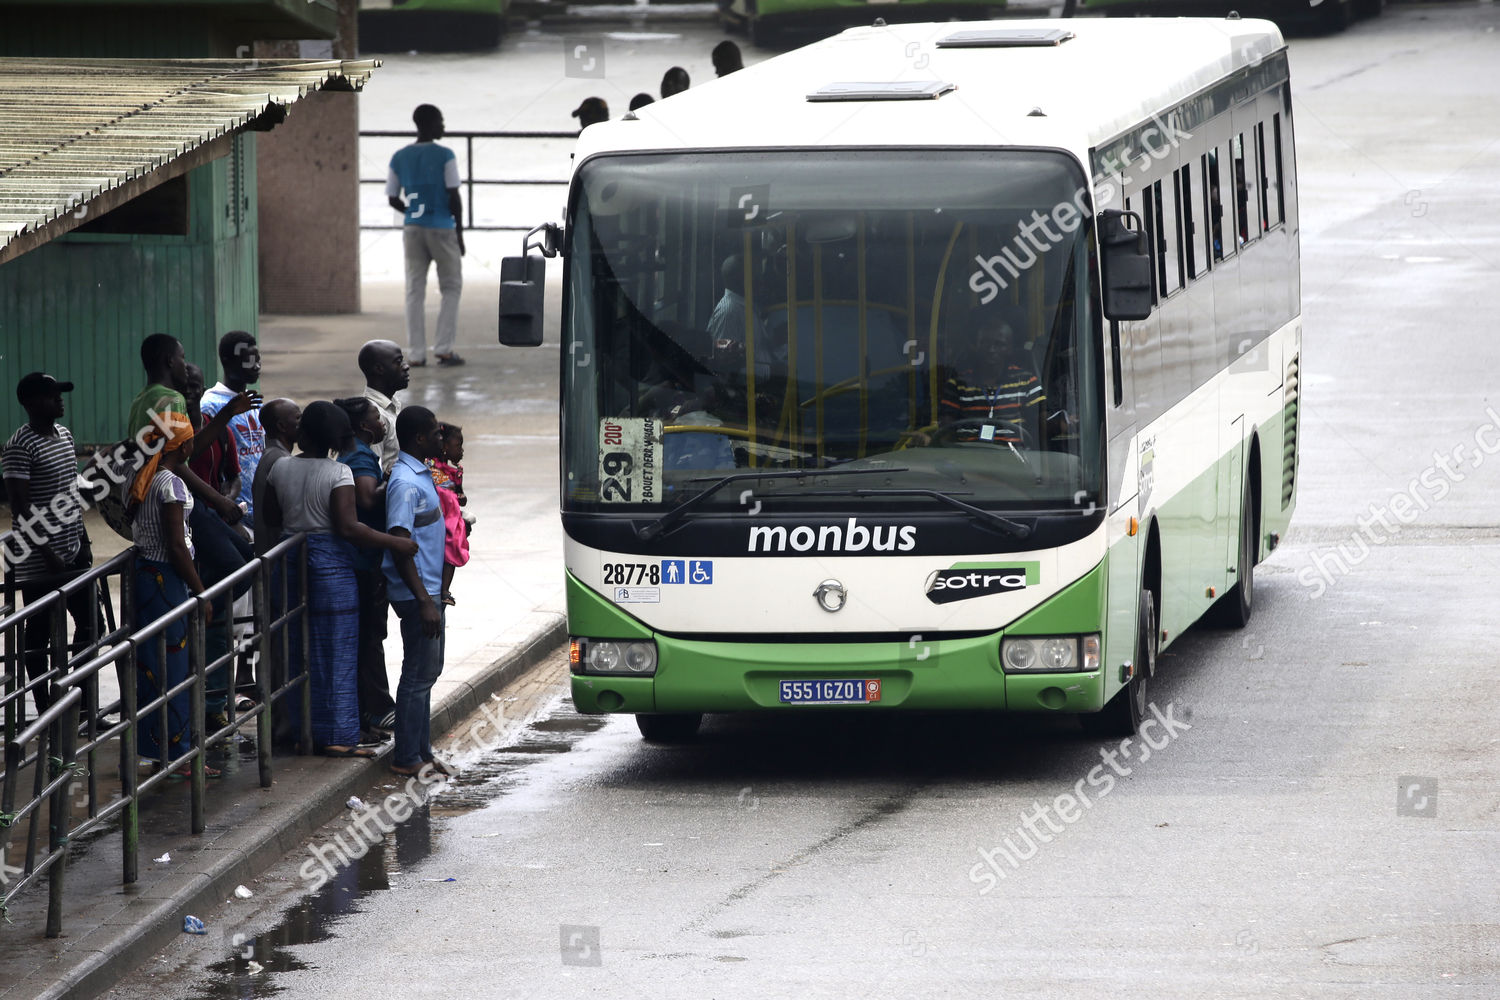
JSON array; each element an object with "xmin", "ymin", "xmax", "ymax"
[
  {"xmin": 1083, "ymin": 589, "xmax": 1154, "ymax": 737},
  {"xmin": 636, "ymin": 712, "xmax": 703, "ymax": 743}
]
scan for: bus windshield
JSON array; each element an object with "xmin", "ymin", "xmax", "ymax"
[{"xmin": 562, "ymin": 149, "xmax": 1102, "ymax": 514}]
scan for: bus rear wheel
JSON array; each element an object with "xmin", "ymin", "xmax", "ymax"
[
  {"xmin": 1082, "ymin": 589, "xmax": 1154, "ymax": 738},
  {"xmin": 636, "ymin": 712, "xmax": 703, "ymax": 743}
]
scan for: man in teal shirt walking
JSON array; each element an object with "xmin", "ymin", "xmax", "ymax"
[{"xmin": 387, "ymin": 104, "xmax": 466, "ymax": 367}]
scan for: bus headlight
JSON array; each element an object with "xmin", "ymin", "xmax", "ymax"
[
  {"xmin": 1001, "ymin": 634, "xmax": 1101, "ymax": 674},
  {"xmin": 571, "ymin": 638, "xmax": 658, "ymax": 676}
]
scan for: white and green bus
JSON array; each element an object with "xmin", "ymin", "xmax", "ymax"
[
  {"xmin": 720, "ymin": 0, "xmax": 1005, "ymax": 47},
  {"xmin": 499, "ymin": 17, "xmax": 1301, "ymax": 742}
]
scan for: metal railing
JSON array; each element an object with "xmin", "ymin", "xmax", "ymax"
[
  {"xmin": 1, "ymin": 532, "xmax": 311, "ymax": 934},
  {"xmin": 359, "ymin": 129, "xmax": 575, "ymax": 232}
]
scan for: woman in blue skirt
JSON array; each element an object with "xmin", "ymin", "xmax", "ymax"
[{"xmin": 265, "ymin": 402, "xmax": 417, "ymax": 757}]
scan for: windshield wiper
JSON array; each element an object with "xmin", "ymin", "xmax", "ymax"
[
  {"xmin": 807, "ymin": 488, "xmax": 1033, "ymax": 539},
  {"xmin": 634, "ymin": 467, "xmax": 909, "ymax": 541}
]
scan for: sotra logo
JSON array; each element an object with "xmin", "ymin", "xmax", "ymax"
[{"xmin": 924, "ymin": 562, "xmax": 1040, "ymax": 604}]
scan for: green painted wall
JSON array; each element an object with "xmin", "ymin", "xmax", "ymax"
[
  {"xmin": 0, "ymin": 137, "xmax": 257, "ymax": 447},
  {"xmin": 0, "ymin": 0, "xmax": 333, "ymax": 448}
]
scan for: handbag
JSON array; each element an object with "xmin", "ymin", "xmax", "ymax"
[{"xmin": 81, "ymin": 440, "xmax": 143, "ymax": 541}]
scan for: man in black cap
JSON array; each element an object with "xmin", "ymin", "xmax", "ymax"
[
  {"xmin": 3, "ymin": 372, "xmax": 100, "ymax": 719},
  {"xmin": 572, "ymin": 96, "xmax": 609, "ymax": 130}
]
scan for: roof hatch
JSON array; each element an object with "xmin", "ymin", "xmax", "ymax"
[
  {"xmin": 936, "ymin": 28, "xmax": 1075, "ymax": 48},
  {"xmin": 807, "ymin": 80, "xmax": 956, "ymax": 102}
]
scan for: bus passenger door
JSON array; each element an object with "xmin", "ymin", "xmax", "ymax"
[{"xmin": 1100, "ymin": 170, "xmax": 1148, "ymax": 700}]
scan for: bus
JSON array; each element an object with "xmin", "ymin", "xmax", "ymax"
[
  {"xmin": 1068, "ymin": 0, "xmax": 1380, "ymax": 33},
  {"xmin": 498, "ymin": 17, "xmax": 1301, "ymax": 742},
  {"xmin": 358, "ymin": 0, "xmax": 508, "ymax": 52},
  {"xmin": 720, "ymin": 0, "xmax": 1004, "ymax": 47}
]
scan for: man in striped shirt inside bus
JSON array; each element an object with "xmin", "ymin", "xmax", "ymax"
[
  {"xmin": 2, "ymin": 371, "xmax": 99, "ymax": 719},
  {"xmin": 937, "ymin": 318, "xmax": 1047, "ymax": 447}
]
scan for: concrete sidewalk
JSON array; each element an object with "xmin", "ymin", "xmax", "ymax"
[{"xmin": 0, "ymin": 280, "xmax": 568, "ymax": 999}]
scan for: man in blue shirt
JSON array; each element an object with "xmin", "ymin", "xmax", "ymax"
[
  {"xmin": 383, "ymin": 405, "xmax": 450, "ymax": 775},
  {"xmin": 386, "ymin": 104, "xmax": 466, "ymax": 368},
  {"xmin": 199, "ymin": 330, "xmax": 265, "ymax": 523}
]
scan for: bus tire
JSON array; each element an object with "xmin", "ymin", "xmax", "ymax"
[
  {"xmin": 1316, "ymin": 0, "xmax": 1353, "ymax": 34},
  {"xmin": 1210, "ymin": 477, "xmax": 1256, "ymax": 629},
  {"xmin": 636, "ymin": 712, "xmax": 703, "ymax": 743},
  {"xmin": 1083, "ymin": 589, "xmax": 1154, "ymax": 738}
]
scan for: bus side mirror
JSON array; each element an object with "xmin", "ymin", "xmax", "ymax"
[
  {"xmin": 1098, "ymin": 209, "xmax": 1154, "ymax": 322},
  {"xmin": 498, "ymin": 255, "xmax": 545, "ymax": 346}
]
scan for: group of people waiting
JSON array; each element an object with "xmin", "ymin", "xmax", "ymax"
[
  {"xmin": 2, "ymin": 332, "xmax": 472, "ymax": 780},
  {"xmin": 570, "ymin": 40, "xmax": 743, "ymax": 130}
]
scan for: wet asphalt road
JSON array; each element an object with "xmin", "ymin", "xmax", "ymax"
[{"xmin": 109, "ymin": 5, "xmax": 1499, "ymax": 998}]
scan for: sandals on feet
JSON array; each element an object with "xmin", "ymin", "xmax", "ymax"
[{"xmin": 320, "ymin": 745, "xmax": 377, "ymax": 759}]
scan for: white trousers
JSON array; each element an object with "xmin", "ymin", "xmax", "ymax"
[{"xmin": 403, "ymin": 225, "xmax": 463, "ymax": 361}]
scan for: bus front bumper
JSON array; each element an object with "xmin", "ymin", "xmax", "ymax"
[{"xmin": 570, "ymin": 633, "xmax": 1106, "ymax": 715}]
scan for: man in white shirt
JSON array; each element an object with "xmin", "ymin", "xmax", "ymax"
[{"xmin": 358, "ymin": 339, "xmax": 410, "ymax": 475}]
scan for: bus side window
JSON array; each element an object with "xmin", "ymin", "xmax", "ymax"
[
  {"xmin": 1262, "ymin": 117, "xmax": 1284, "ymax": 229},
  {"xmin": 1153, "ymin": 179, "xmax": 1181, "ymax": 297},
  {"xmin": 1179, "ymin": 163, "xmax": 1207, "ymax": 281},
  {"xmin": 1254, "ymin": 122, "xmax": 1266, "ymax": 233},
  {"xmin": 1232, "ymin": 133, "xmax": 1254, "ymax": 247},
  {"xmin": 1134, "ymin": 189, "xmax": 1158, "ymax": 302},
  {"xmin": 1206, "ymin": 147, "xmax": 1231, "ymax": 263}
]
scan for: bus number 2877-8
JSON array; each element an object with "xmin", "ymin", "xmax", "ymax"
[{"xmin": 602, "ymin": 562, "xmax": 660, "ymax": 586}]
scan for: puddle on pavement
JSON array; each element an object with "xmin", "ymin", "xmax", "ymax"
[
  {"xmin": 176, "ymin": 700, "xmax": 606, "ymax": 998},
  {"xmin": 431, "ymin": 707, "xmax": 607, "ymax": 814},
  {"xmin": 184, "ymin": 813, "xmax": 415, "ymax": 1000}
]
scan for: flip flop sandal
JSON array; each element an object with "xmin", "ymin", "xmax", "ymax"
[{"xmin": 320, "ymin": 745, "xmax": 377, "ymax": 758}]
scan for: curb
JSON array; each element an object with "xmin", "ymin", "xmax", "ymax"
[{"xmin": 33, "ymin": 612, "xmax": 567, "ymax": 1000}]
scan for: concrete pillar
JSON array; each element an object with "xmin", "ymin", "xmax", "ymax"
[{"xmin": 255, "ymin": 0, "xmax": 362, "ymax": 314}]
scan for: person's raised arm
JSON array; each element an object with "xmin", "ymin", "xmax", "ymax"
[
  {"xmin": 196, "ymin": 389, "xmax": 259, "ymax": 454},
  {"xmin": 182, "ymin": 389, "xmax": 258, "ymax": 523}
]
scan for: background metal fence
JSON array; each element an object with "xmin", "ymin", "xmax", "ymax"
[
  {"xmin": 359, "ymin": 129, "xmax": 575, "ymax": 232},
  {"xmin": 0, "ymin": 531, "xmax": 311, "ymax": 934}
]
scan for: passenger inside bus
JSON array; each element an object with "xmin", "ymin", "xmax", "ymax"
[{"xmin": 634, "ymin": 320, "xmax": 737, "ymax": 471}]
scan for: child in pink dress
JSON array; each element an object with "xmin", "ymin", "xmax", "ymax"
[{"xmin": 429, "ymin": 422, "xmax": 470, "ymax": 605}]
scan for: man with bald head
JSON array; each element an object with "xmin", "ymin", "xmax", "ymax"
[
  {"xmin": 359, "ymin": 339, "xmax": 410, "ymax": 474},
  {"xmin": 251, "ymin": 398, "xmax": 301, "ymax": 557}
]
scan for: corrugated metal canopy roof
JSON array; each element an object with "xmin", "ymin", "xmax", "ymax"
[{"xmin": 0, "ymin": 57, "xmax": 378, "ymax": 264}]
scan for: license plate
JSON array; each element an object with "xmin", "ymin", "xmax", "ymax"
[{"xmin": 779, "ymin": 679, "xmax": 882, "ymax": 704}]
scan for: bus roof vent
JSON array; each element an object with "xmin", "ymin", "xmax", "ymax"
[
  {"xmin": 807, "ymin": 80, "xmax": 956, "ymax": 102},
  {"xmin": 936, "ymin": 28, "xmax": 1075, "ymax": 48}
]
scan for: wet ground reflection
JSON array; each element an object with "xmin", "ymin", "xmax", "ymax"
[{"xmin": 178, "ymin": 702, "xmax": 606, "ymax": 998}]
